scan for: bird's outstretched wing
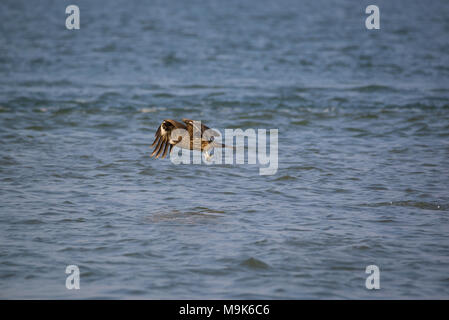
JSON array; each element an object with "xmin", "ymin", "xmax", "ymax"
[
  {"xmin": 182, "ymin": 118, "xmax": 220, "ymax": 142},
  {"xmin": 150, "ymin": 119, "xmax": 186, "ymax": 158}
]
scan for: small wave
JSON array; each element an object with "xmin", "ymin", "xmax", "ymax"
[
  {"xmin": 58, "ymin": 218, "xmax": 86, "ymax": 223},
  {"xmin": 25, "ymin": 125, "xmax": 45, "ymax": 131},
  {"xmin": 162, "ymin": 52, "xmax": 185, "ymax": 65},
  {"xmin": 274, "ymin": 175, "xmax": 297, "ymax": 181},
  {"xmin": 15, "ymin": 219, "xmax": 44, "ymax": 225},
  {"xmin": 289, "ymin": 166, "xmax": 323, "ymax": 172},
  {"xmin": 352, "ymin": 113, "xmax": 378, "ymax": 120},
  {"xmin": 344, "ymin": 127, "xmax": 369, "ymax": 133},
  {"xmin": 146, "ymin": 207, "xmax": 226, "ymax": 223},
  {"xmin": 348, "ymin": 85, "xmax": 397, "ymax": 93},
  {"xmin": 19, "ymin": 79, "xmax": 73, "ymax": 87},
  {"xmin": 240, "ymin": 257, "xmax": 270, "ymax": 270},
  {"xmin": 93, "ymin": 43, "xmax": 118, "ymax": 53},
  {"xmin": 361, "ymin": 201, "xmax": 445, "ymax": 211},
  {"xmin": 123, "ymin": 250, "xmax": 162, "ymax": 259},
  {"xmin": 290, "ymin": 120, "xmax": 309, "ymax": 126},
  {"xmin": 52, "ymin": 107, "xmax": 77, "ymax": 115}
]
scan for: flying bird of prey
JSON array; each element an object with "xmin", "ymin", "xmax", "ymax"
[{"xmin": 150, "ymin": 118, "xmax": 231, "ymax": 161}]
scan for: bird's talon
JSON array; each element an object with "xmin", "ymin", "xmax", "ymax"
[{"xmin": 204, "ymin": 152, "xmax": 213, "ymax": 161}]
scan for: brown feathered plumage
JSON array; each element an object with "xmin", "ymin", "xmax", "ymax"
[{"xmin": 150, "ymin": 119, "xmax": 222, "ymax": 159}]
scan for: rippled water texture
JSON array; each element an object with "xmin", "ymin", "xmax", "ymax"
[{"xmin": 1, "ymin": 0, "xmax": 449, "ymax": 299}]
